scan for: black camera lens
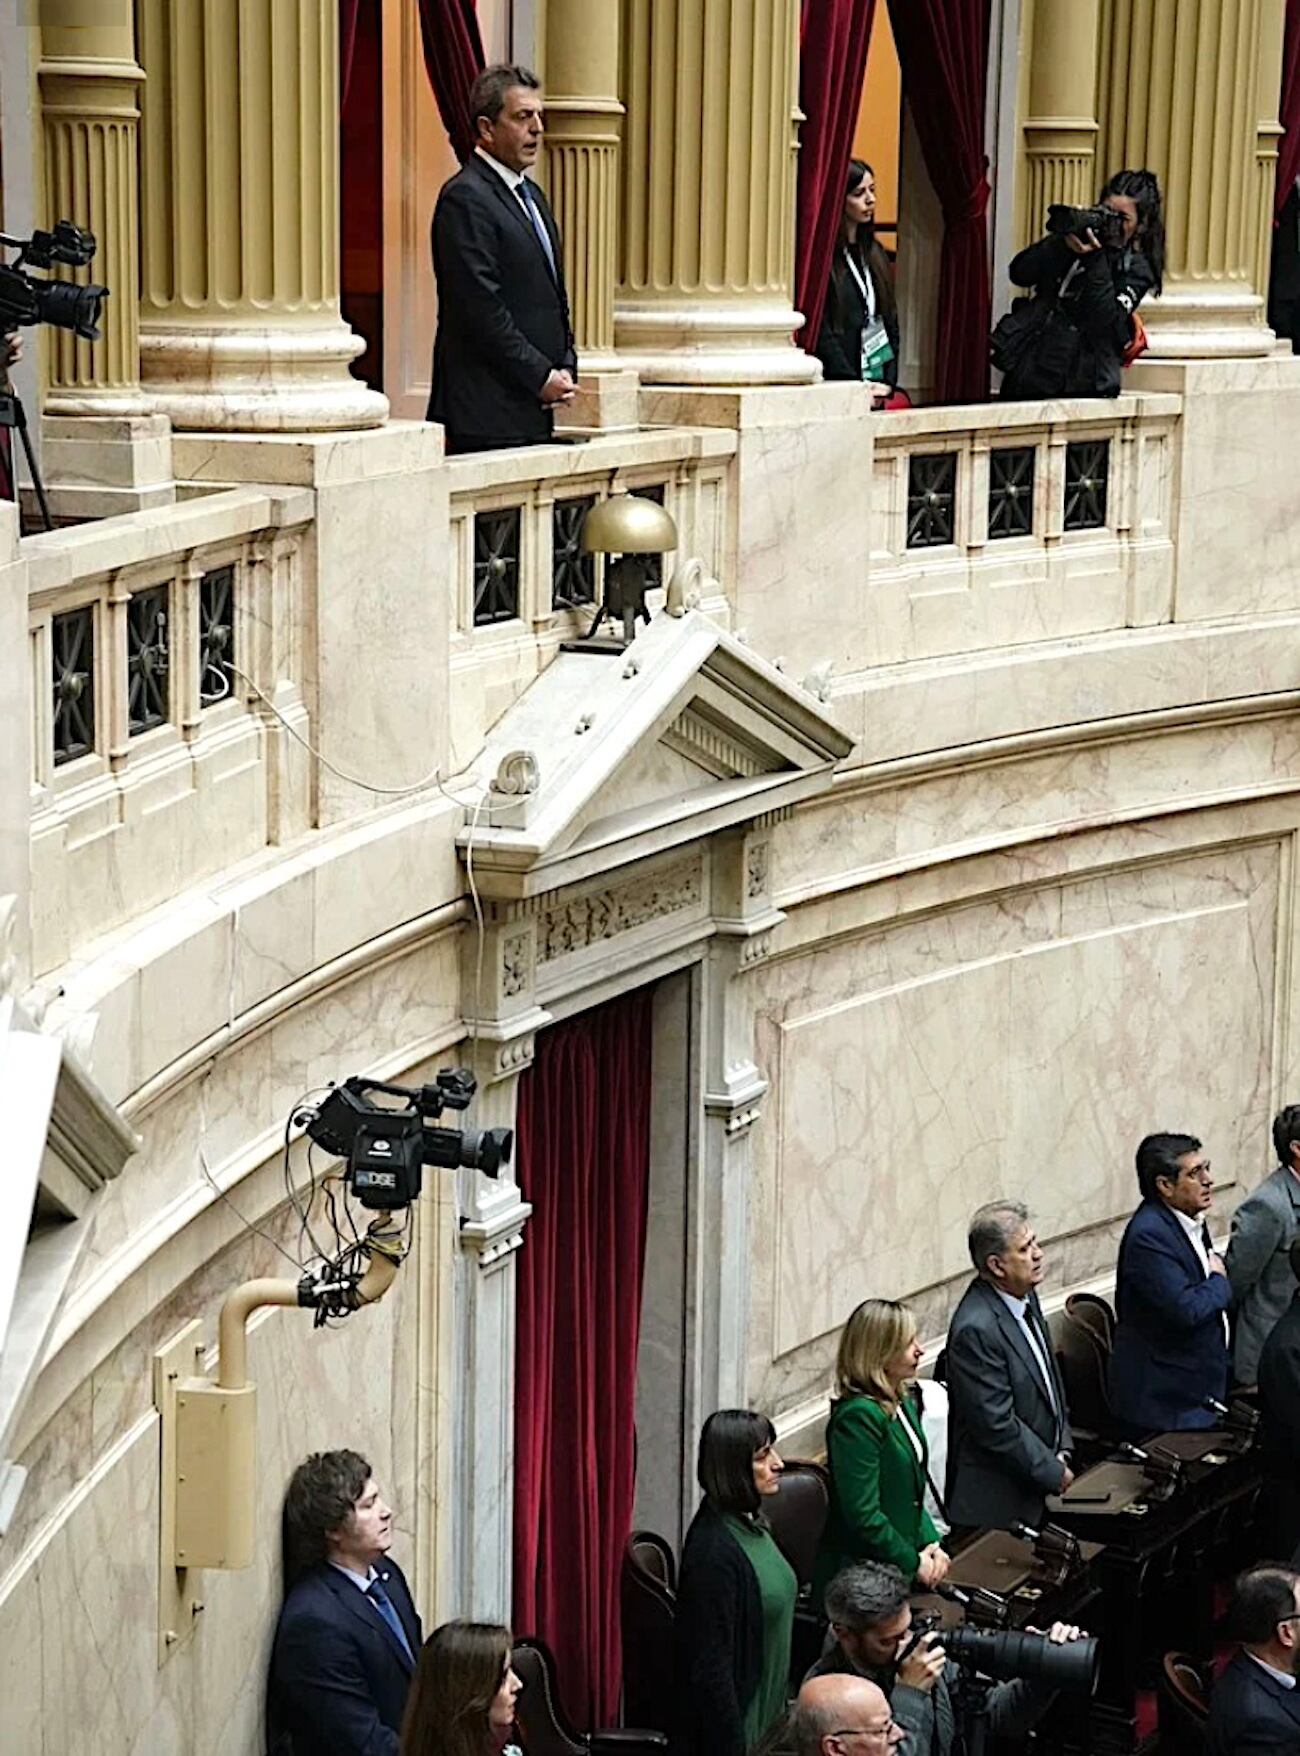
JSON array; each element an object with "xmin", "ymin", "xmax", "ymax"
[
  {"xmin": 944, "ymin": 1626, "xmax": 1099, "ymax": 1693},
  {"xmin": 34, "ymin": 278, "xmax": 108, "ymax": 341}
]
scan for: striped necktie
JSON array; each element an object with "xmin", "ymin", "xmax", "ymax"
[{"xmin": 516, "ymin": 178, "xmax": 559, "ymax": 282}]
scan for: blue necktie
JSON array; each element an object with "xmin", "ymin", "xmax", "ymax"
[
  {"xmin": 516, "ymin": 178, "xmax": 559, "ymax": 282},
  {"xmin": 367, "ymin": 1575, "xmax": 414, "ymax": 1666}
]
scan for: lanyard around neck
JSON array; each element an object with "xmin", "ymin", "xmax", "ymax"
[{"xmin": 842, "ymin": 243, "xmax": 876, "ymax": 320}]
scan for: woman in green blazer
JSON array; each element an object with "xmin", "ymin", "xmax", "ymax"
[{"xmin": 813, "ymin": 1298, "xmax": 949, "ymax": 1603}]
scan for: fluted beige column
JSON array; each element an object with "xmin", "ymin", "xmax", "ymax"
[
  {"xmin": 1020, "ymin": 0, "xmax": 1100, "ymax": 249},
  {"xmin": 615, "ymin": 0, "xmax": 817, "ymax": 384},
  {"xmin": 1096, "ymin": 0, "xmax": 1279, "ymax": 356},
  {"xmin": 543, "ymin": 0, "xmax": 622, "ymax": 361},
  {"xmin": 38, "ymin": 0, "xmax": 148, "ymax": 414},
  {"xmin": 1253, "ymin": 0, "xmax": 1287, "ymax": 312},
  {"xmin": 136, "ymin": 0, "xmax": 386, "ymax": 431}
]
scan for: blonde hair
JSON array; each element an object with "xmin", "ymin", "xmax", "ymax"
[{"xmin": 835, "ymin": 1299, "xmax": 917, "ymax": 1408}]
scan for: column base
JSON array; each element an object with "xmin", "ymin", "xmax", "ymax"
[
  {"xmin": 35, "ymin": 414, "xmax": 176, "ymax": 522},
  {"xmin": 139, "ymin": 322, "xmax": 389, "ymax": 432},
  {"xmin": 614, "ymin": 299, "xmax": 820, "ymax": 386},
  {"xmin": 554, "ymin": 365, "xmax": 641, "ymax": 433},
  {"xmin": 1142, "ymin": 283, "xmax": 1273, "ymax": 359}
]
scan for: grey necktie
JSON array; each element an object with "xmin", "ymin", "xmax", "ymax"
[{"xmin": 516, "ymin": 179, "xmax": 559, "ymax": 282}]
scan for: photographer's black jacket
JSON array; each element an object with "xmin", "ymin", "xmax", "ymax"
[{"xmin": 1001, "ymin": 233, "xmax": 1156, "ymax": 399}]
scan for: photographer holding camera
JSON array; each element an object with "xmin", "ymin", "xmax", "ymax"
[
  {"xmin": 809, "ymin": 1562, "xmax": 1088, "ymax": 1755},
  {"xmin": 993, "ymin": 168, "xmax": 1165, "ymax": 401}
]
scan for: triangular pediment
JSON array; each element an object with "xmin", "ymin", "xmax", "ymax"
[{"xmin": 457, "ymin": 611, "xmax": 853, "ymax": 897}]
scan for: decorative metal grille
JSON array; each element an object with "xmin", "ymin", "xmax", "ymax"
[
  {"xmin": 473, "ymin": 507, "xmax": 522, "ymax": 625},
  {"xmin": 51, "ymin": 605, "xmax": 96, "ymax": 766},
  {"xmin": 199, "ymin": 565, "xmax": 236, "ymax": 705},
  {"xmin": 1064, "ymin": 440, "xmax": 1110, "ymax": 530},
  {"xmin": 552, "ymin": 496, "xmax": 596, "ymax": 607},
  {"xmin": 906, "ymin": 453, "xmax": 958, "ymax": 548},
  {"xmin": 635, "ymin": 484, "xmax": 667, "ymax": 590},
  {"xmin": 127, "ymin": 585, "xmax": 170, "ymax": 735},
  {"xmin": 987, "ymin": 447, "xmax": 1036, "ymax": 540}
]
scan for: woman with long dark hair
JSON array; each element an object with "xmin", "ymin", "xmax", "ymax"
[
  {"xmin": 813, "ymin": 159, "xmax": 901, "ymax": 403},
  {"xmin": 997, "ymin": 167, "xmax": 1165, "ymax": 400},
  {"xmin": 672, "ymin": 1409, "xmax": 797, "ymax": 1756},
  {"xmin": 401, "ymin": 1621, "xmax": 522, "ymax": 1756}
]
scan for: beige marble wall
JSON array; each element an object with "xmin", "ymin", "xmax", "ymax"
[
  {"xmin": 0, "ymin": 1211, "xmax": 417, "ymax": 1756},
  {"xmin": 746, "ymin": 780, "xmax": 1300, "ymax": 1416}
]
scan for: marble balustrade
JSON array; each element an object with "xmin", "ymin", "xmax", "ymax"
[
  {"xmin": 25, "ymin": 488, "xmax": 314, "ymax": 976},
  {"xmin": 445, "ymin": 427, "xmax": 737, "ymax": 768}
]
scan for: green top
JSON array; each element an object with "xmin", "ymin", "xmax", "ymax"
[
  {"xmin": 724, "ymin": 1514, "xmax": 797, "ymax": 1750},
  {"xmin": 813, "ymin": 1392, "xmax": 940, "ymax": 1603}
]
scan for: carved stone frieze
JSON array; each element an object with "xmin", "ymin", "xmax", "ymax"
[
  {"xmin": 500, "ymin": 930, "xmax": 532, "ymax": 999},
  {"xmin": 746, "ymin": 839, "xmax": 770, "ymax": 900},
  {"xmin": 537, "ymin": 854, "xmax": 704, "ymax": 964}
]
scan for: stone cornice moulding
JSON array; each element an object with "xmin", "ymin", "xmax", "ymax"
[
  {"xmin": 457, "ymin": 610, "xmax": 853, "ymax": 898},
  {"xmin": 459, "ymin": 1195, "xmax": 534, "ymax": 1275}
]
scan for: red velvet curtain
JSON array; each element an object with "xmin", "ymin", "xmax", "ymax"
[
  {"xmin": 513, "ymin": 986, "xmax": 657, "ymax": 1731},
  {"xmin": 886, "ymin": 0, "xmax": 992, "ymax": 404},
  {"xmin": 1278, "ymin": 0, "xmax": 1300, "ymax": 219},
  {"xmin": 340, "ymin": 0, "xmax": 360, "ymax": 112},
  {"xmin": 417, "ymin": 0, "xmax": 486, "ymax": 166},
  {"xmin": 795, "ymin": 0, "xmax": 877, "ymax": 354}
]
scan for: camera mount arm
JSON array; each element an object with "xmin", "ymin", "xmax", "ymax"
[{"xmin": 216, "ymin": 1214, "xmax": 407, "ymax": 1390}]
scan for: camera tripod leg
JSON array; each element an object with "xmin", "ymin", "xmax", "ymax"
[
  {"xmin": 11, "ymin": 387, "xmax": 53, "ymax": 532},
  {"xmin": 0, "ymin": 364, "xmax": 54, "ymax": 533}
]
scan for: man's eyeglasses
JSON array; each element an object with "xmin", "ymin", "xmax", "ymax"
[{"xmin": 831, "ymin": 1720, "xmax": 898, "ymax": 1742}]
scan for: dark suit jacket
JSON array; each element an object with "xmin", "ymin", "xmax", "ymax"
[
  {"xmin": 1259, "ymin": 1293, "xmax": 1300, "ymax": 1472},
  {"xmin": 945, "ymin": 1277, "xmax": 1072, "ymax": 1531},
  {"xmin": 428, "ymin": 152, "xmax": 576, "ymax": 448},
  {"xmin": 1208, "ymin": 1650, "xmax": 1300, "ymax": 1754},
  {"xmin": 268, "ymin": 1558, "xmax": 422, "ymax": 1756},
  {"xmin": 1108, "ymin": 1198, "xmax": 1231, "ymax": 1434}
]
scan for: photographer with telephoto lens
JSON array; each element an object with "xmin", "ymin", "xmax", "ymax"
[
  {"xmin": 808, "ymin": 1562, "xmax": 1092, "ymax": 1756},
  {"xmin": 992, "ymin": 169, "xmax": 1164, "ymax": 401}
]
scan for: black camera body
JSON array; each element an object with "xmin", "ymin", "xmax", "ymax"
[
  {"xmin": 303, "ymin": 1070, "xmax": 514, "ymax": 1210},
  {"xmin": 0, "ymin": 221, "xmax": 108, "ymax": 344},
  {"xmin": 1046, "ymin": 202, "xmax": 1127, "ymax": 250}
]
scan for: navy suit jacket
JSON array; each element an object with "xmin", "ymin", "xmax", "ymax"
[
  {"xmin": 268, "ymin": 1558, "xmax": 422, "ymax": 1756},
  {"xmin": 1208, "ymin": 1650, "xmax": 1300, "ymax": 1754},
  {"xmin": 428, "ymin": 152, "xmax": 576, "ymax": 447},
  {"xmin": 1108, "ymin": 1198, "xmax": 1231, "ymax": 1434}
]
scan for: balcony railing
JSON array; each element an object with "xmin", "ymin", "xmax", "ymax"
[
  {"xmin": 26, "ymin": 486, "xmax": 314, "ymax": 975},
  {"xmin": 866, "ymin": 391, "xmax": 1182, "ymax": 666},
  {"xmin": 445, "ymin": 428, "xmax": 737, "ymax": 768}
]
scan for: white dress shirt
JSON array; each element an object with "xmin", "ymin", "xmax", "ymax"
[
  {"xmin": 1246, "ymin": 1650, "xmax": 1297, "ymax": 1689},
  {"xmin": 995, "ymin": 1288, "xmax": 1062, "ymax": 1431},
  {"xmin": 1170, "ymin": 1206, "xmax": 1230, "ymax": 1347}
]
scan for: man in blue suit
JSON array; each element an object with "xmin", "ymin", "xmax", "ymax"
[
  {"xmin": 1109, "ymin": 1132, "xmax": 1231, "ymax": 1436},
  {"xmin": 269, "ymin": 1449, "xmax": 422, "ymax": 1756},
  {"xmin": 1208, "ymin": 1563, "xmax": 1300, "ymax": 1754}
]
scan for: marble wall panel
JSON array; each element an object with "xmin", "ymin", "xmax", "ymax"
[
  {"xmin": 748, "ymin": 840, "xmax": 1283, "ymax": 1413},
  {"xmin": 0, "ymin": 1209, "xmax": 416, "ymax": 1756}
]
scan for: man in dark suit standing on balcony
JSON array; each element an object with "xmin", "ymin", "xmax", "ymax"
[{"xmin": 428, "ymin": 64, "xmax": 577, "ymax": 455}]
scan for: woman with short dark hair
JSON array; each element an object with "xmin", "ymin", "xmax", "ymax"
[
  {"xmin": 400, "ymin": 1621, "xmax": 522, "ymax": 1756},
  {"xmin": 672, "ymin": 1410, "xmax": 797, "ymax": 1756},
  {"xmin": 813, "ymin": 160, "xmax": 901, "ymax": 404}
]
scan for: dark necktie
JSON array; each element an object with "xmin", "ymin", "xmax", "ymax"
[
  {"xmin": 367, "ymin": 1575, "xmax": 414, "ymax": 1665},
  {"xmin": 516, "ymin": 178, "xmax": 559, "ymax": 281}
]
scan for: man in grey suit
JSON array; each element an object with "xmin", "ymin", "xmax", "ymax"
[
  {"xmin": 945, "ymin": 1200, "xmax": 1074, "ymax": 1531},
  {"xmin": 1226, "ymin": 1103, "xmax": 1300, "ymax": 1385}
]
